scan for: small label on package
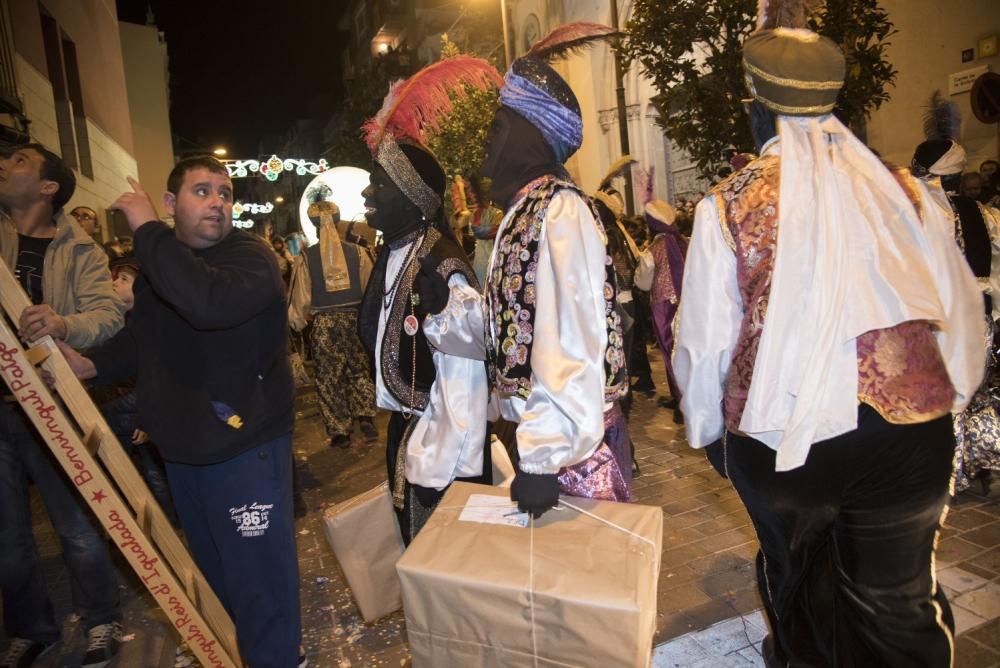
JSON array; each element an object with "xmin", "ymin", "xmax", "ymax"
[{"xmin": 458, "ymin": 494, "xmax": 529, "ymax": 528}]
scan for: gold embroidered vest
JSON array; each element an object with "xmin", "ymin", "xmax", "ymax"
[{"xmin": 714, "ymin": 155, "xmax": 954, "ymax": 432}]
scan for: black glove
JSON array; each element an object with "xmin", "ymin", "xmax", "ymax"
[
  {"xmin": 510, "ymin": 470, "xmax": 560, "ymax": 519},
  {"xmin": 414, "ymin": 256, "xmax": 450, "ymax": 318},
  {"xmin": 704, "ymin": 439, "xmax": 728, "ymax": 479},
  {"xmin": 411, "ymin": 483, "xmax": 441, "ymax": 508}
]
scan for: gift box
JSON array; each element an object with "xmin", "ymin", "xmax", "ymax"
[
  {"xmin": 323, "ymin": 482, "xmax": 405, "ymax": 622},
  {"xmin": 397, "ymin": 482, "xmax": 662, "ymax": 667}
]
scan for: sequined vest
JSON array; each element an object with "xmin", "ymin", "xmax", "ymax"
[
  {"xmin": 486, "ymin": 176, "xmax": 628, "ymax": 403},
  {"xmin": 359, "ymin": 227, "xmax": 479, "ymax": 413},
  {"xmin": 715, "ymin": 155, "xmax": 955, "ymax": 431}
]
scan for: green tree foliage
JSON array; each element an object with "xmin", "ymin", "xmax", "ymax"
[
  {"xmin": 425, "ymin": 36, "xmax": 501, "ymax": 219},
  {"xmin": 426, "ymin": 36, "xmax": 500, "ymax": 181},
  {"xmin": 815, "ymin": 0, "xmax": 898, "ymax": 132},
  {"xmin": 620, "ymin": 0, "xmax": 897, "ymax": 179}
]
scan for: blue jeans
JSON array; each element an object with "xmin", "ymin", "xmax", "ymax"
[
  {"xmin": 0, "ymin": 401, "xmax": 121, "ymax": 642},
  {"xmin": 166, "ymin": 433, "xmax": 300, "ymax": 668}
]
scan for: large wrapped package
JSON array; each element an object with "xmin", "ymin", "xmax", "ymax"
[
  {"xmin": 397, "ymin": 482, "xmax": 662, "ymax": 667},
  {"xmin": 322, "ymin": 482, "xmax": 404, "ymax": 622}
]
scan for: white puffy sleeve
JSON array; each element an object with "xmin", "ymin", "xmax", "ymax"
[
  {"xmin": 423, "ymin": 277, "xmax": 487, "ymax": 360},
  {"xmin": 915, "ymin": 182, "xmax": 987, "ymax": 411},
  {"xmin": 674, "ymin": 196, "xmax": 743, "ymax": 448},
  {"xmin": 516, "ymin": 190, "xmax": 609, "ymax": 474},
  {"xmin": 634, "ymin": 247, "xmax": 655, "ymax": 291},
  {"xmin": 980, "ymin": 203, "xmax": 1000, "ymax": 322},
  {"xmin": 405, "ymin": 273, "xmax": 489, "ymax": 489}
]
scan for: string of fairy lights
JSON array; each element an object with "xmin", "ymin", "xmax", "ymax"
[
  {"xmin": 224, "ymin": 155, "xmax": 330, "ymax": 182},
  {"xmin": 223, "ymin": 154, "xmax": 330, "ymax": 229}
]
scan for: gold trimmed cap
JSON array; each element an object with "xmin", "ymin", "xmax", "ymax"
[{"xmin": 743, "ymin": 28, "xmax": 845, "ymax": 116}]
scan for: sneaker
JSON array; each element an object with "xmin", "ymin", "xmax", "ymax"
[
  {"xmin": 1, "ymin": 639, "xmax": 52, "ymax": 668},
  {"xmin": 359, "ymin": 419, "xmax": 379, "ymax": 442},
  {"xmin": 81, "ymin": 622, "xmax": 122, "ymax": 668},
  {"xmin": 329, "ymin": 434, "xmax": 351, "ymax": 449},
  {"xmin": 174, "ymin": 644, "xmax": 195, "ymax": 668}
]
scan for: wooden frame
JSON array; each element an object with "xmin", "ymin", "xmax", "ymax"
[{"xmin": 0, "ymin": 260, "xmax": 241, "ymax": 668}]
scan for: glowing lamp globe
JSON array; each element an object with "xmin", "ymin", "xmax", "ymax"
[{"xmin": 298, "ymin": 166, "xmax": 370, "ymax": 246}]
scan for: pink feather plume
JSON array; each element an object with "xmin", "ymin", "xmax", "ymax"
[
  {"xmin": 526, "ymin": 22, "xmax": 619, "ymax": 62},
  {"xmin": 362, "ymin": 55, "xmax": 504, "ymax": 153}
]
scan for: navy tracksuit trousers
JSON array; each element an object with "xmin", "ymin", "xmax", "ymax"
[{"xmin": 165, "ymin": 433, "xmax": 300, "ymax": 668}]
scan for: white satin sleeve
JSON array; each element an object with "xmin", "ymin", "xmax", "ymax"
[
  {"xmin": 674, "ymin": 196, "xmax": 743, "ymax": 448},
  {"xmin": 915, "ymin": 181, "xmax": 987, "ymax": 411},
  {"xmin": 405, "ymin": 273, "xmax": 489, "ymax": 490},
  {"xmin": 634, "ymin": 247, "xmax": 655, "ymax": 291},
  {"xmin": 423, "ymin": 276, "xmax": 487, "ymax": 360},
  {"xmin": 516, "ymin": 190, "xmax": 609, "ymax": 474}
]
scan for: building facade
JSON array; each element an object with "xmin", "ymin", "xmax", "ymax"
[
  {"xmin": 3, "ymin": 0, "xmax": 141, "ymax": 241},
  {"xmin": 866, "ymin": 0, "xmax": 999, "ymax": 170},
  {"xmin": 509, "ymin": 0, "xmax": 999, "ymax": 210},
  {"xmin": 119, "ymin": 17, "xmax": 175, "ymax": 220}
]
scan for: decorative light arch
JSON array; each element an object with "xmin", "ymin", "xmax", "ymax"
[
  {"xmin": 232, "ymin": 201, "xmax": 274, "ymax": 219},
  {"xmin": 225, "ymin": 155, "xmax": 330, "ymax": 182}
]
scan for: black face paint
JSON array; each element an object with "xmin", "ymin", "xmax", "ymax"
[
  {"xmin": 362, "ymin": 163, "xmax": 426, "ymax": 243},
  {"xmin": 478, "ymin": 107, "xmax": 562, "ymax": 213}
]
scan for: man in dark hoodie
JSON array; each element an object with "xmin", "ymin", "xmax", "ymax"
[{"xmin": 60, "ymin": 156, "xmax": 301, "ymax": 668}]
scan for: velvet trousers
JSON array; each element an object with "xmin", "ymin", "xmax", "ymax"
[{"xmin": 726, "ymin": 405, "xmax": 956, "ymax": 667}]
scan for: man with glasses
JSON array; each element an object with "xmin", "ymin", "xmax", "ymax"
[{"xmin": 69, "ymin": 206, "xmax": 100, "ymax": 241}]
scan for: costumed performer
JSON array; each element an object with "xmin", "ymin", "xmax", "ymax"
[
  {"xmin": 674, "ymin": 1, "xmax": 984, "ymax": 664},
  {"xmin": 417, "ymin": 23, "xmax": 632, "ymax": 518},
  {"xmin": 358, "ymin": 55, "xmax": 502, "ymax": 544}
]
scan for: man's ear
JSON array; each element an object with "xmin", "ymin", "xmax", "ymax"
[
  {"xmin": 39, "ymin": 179, "xmax": 59, "ymax": 201},
  {"xmin": 163, "ymin": 192, "xmax": 176, "ymax": 217}
]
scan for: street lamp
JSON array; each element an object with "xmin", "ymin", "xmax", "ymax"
[
  {"xmin": 499, "ymin": 0, "xmax": 512, "ymax": 70},
  {"xmin": 609, "ymin": 0, "xmax": 635, "ymax": 215},
  {"xmin": 213, "ymin": 147, "xmax": 227, "ymax": 157}
]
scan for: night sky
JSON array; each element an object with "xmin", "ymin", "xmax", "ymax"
[{"xmin": 116, "ymin": 0, "xmax": 347, "ymax": 159}]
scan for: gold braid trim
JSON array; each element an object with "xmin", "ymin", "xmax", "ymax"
[
  {"xmin": 744, "ymin": 75, "xmax": 837, "ymax": 115},
  {"xmin": 715, "ymin": 192, "xmax": 737, "ymax": 252},
  {"xmin": 743, "ymin": 60, "xmax": 843, "ymax": 90},
  {"xmin": 392, "ymin": 417, "xmax": 419, "ymax": 510}
]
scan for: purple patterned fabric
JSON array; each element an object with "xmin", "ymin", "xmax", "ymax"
[
  {"xmin": 648, "ymin": 229, "xmax": 687, "ymax": 400},
  {"xmin": 557, "ymin": 403, "xmax": 632, "ymax": 502}
]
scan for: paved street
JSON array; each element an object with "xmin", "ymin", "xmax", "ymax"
[{"xmin": 7, "ymin": 349, "xmax": 1000, "ymax": 666}]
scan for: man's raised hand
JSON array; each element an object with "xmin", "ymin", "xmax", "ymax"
[{"xmin": 109, "ymin": 176, "xmax": 159, "ymax": 233}]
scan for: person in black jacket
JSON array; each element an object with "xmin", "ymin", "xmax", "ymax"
[{"xmin": 59, "ymin": 156, "xmax": 301, "ymax": 668}]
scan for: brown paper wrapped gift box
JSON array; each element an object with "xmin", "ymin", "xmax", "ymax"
[
  {"xmin": 397, "ymin": 482, "xmax": 663, "ymax": 667},
  {"xmin": 323, "ymin": 482, "xmax": 405, "ymax": 623}
]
